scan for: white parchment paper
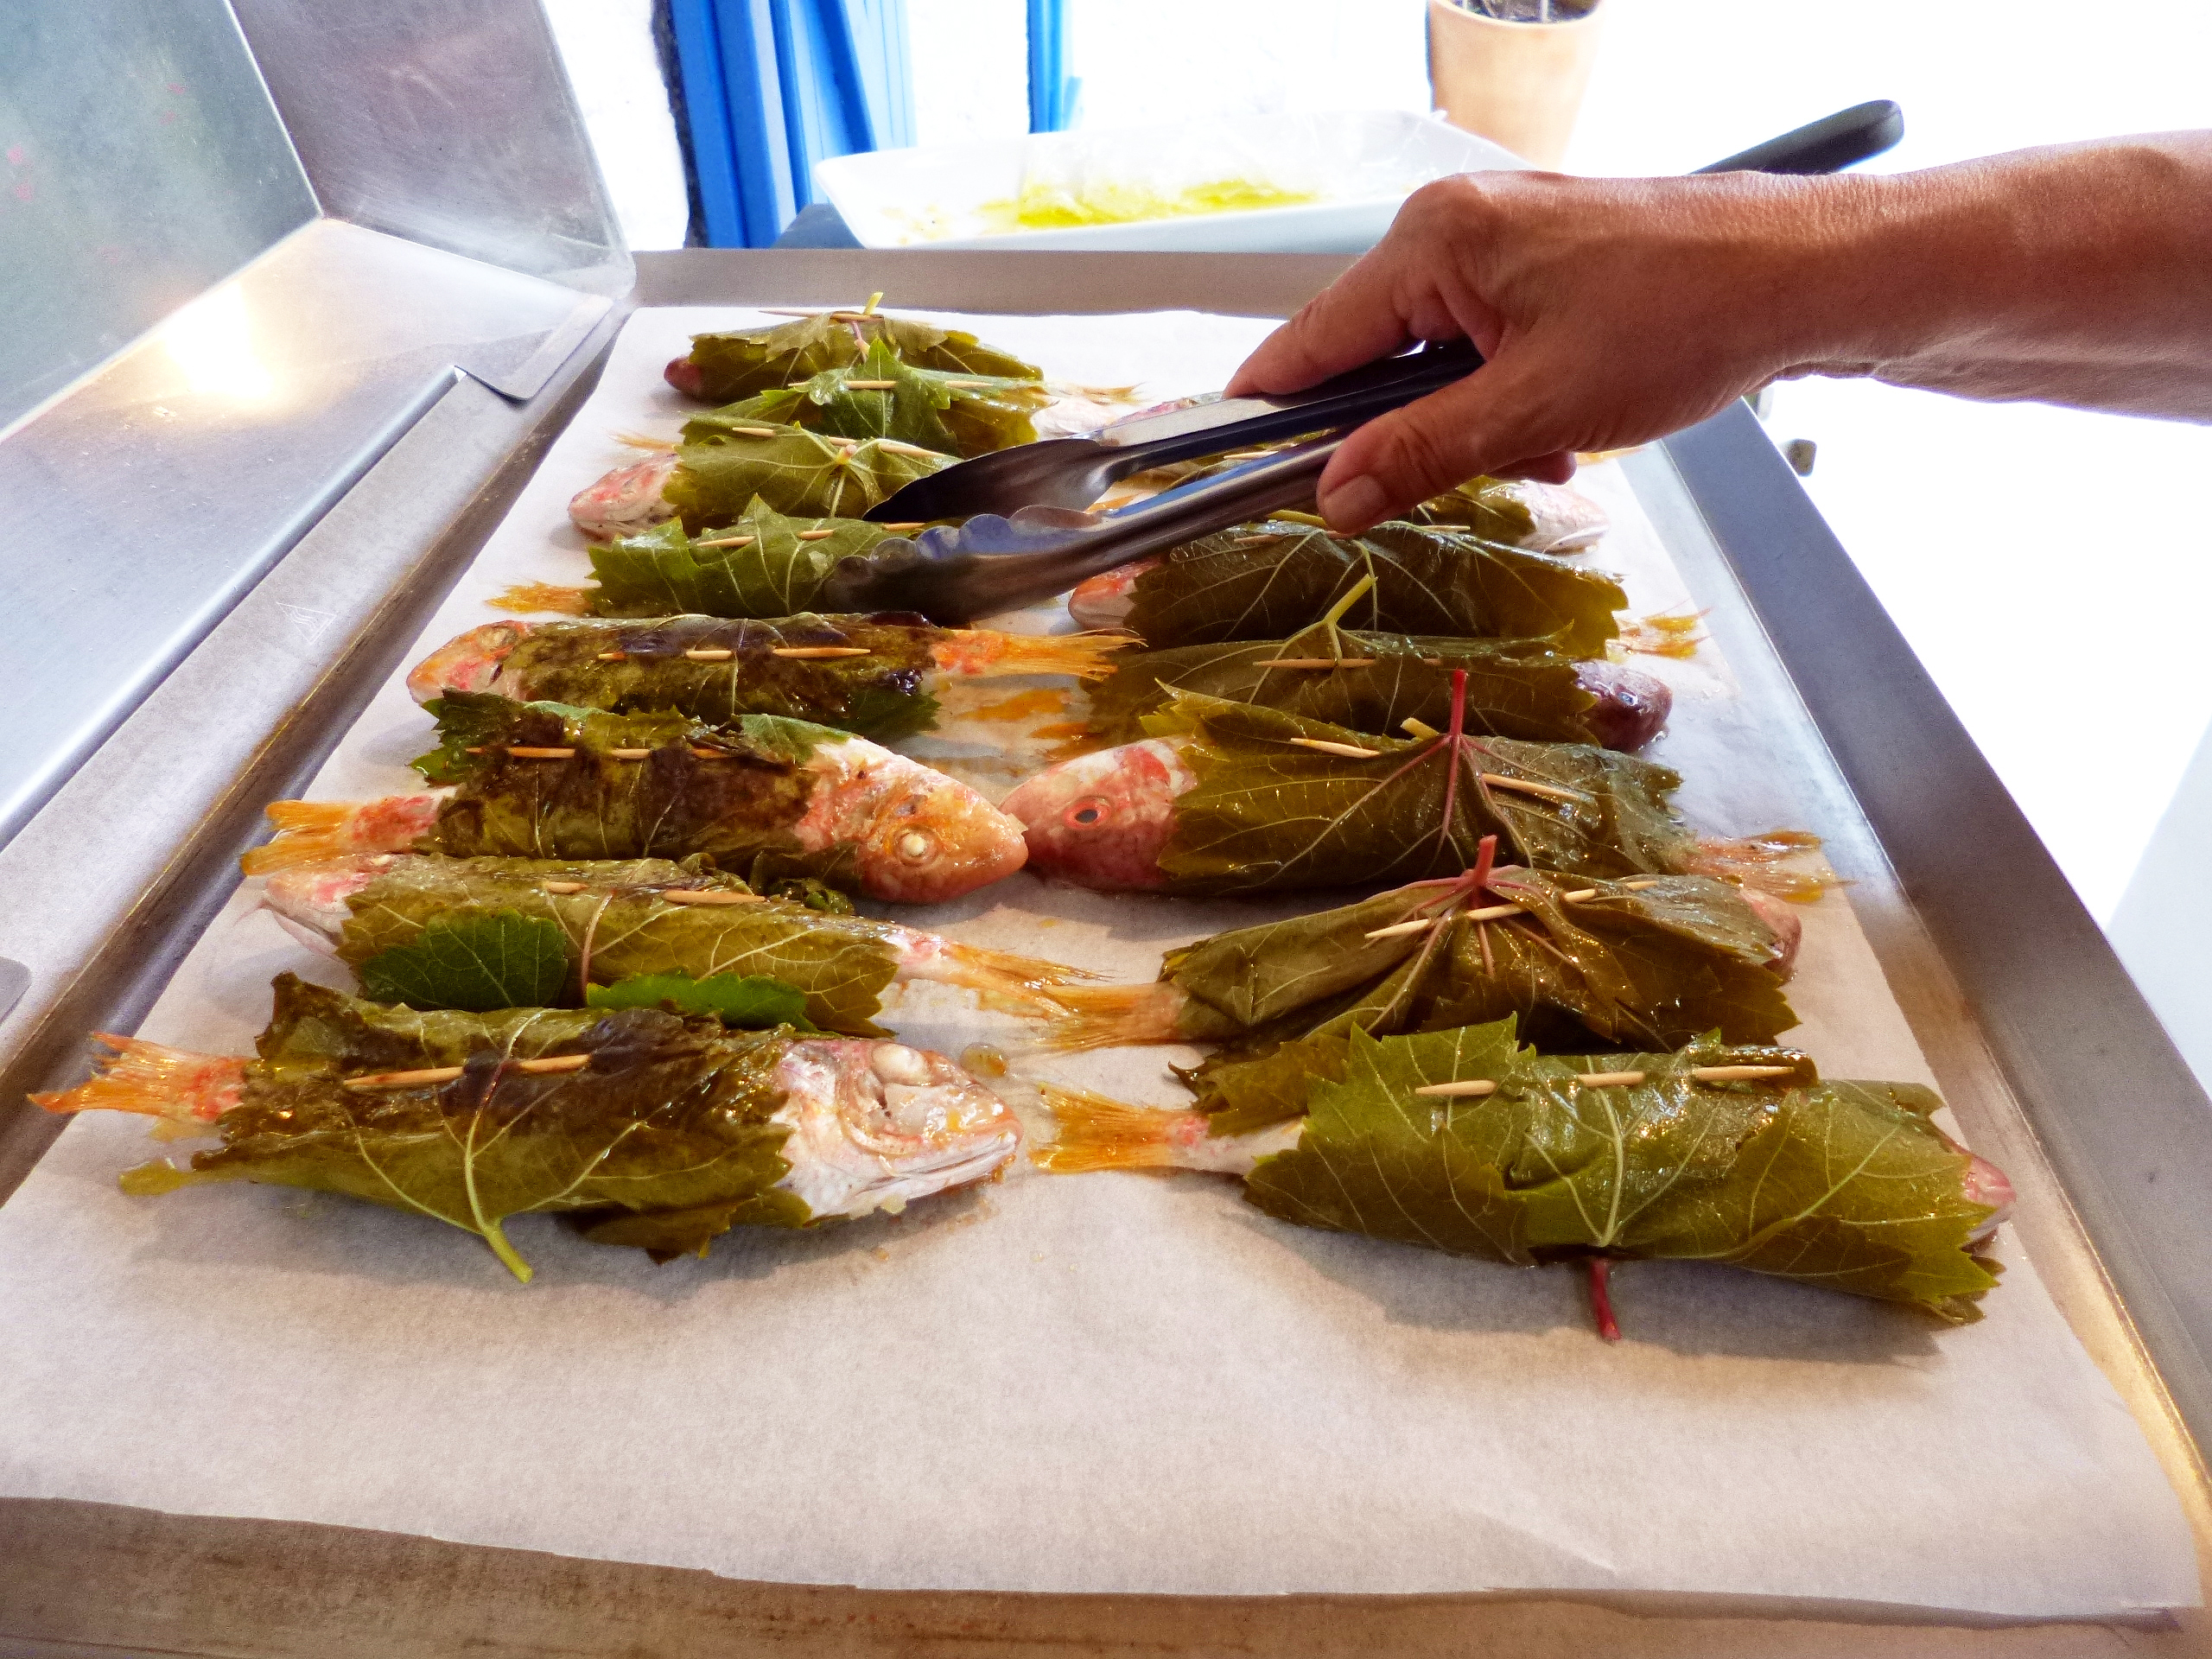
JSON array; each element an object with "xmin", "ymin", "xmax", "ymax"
[{"xmin": 0, "ymin": 309, "xmax": 2195, "ymax": 1618}]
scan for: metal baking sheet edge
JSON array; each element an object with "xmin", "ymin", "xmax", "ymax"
[{"xmin": 1656, "ymin": 409, "xmax": 2212, "ymax": 1471}]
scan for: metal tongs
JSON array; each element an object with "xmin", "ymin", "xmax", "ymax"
[{"xmin": 830, "ymin": 100, "xmax": 1905, "ymax": 623}]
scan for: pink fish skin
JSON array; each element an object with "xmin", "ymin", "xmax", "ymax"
[
  {"xmin": 406, "ymin": 623, "xmax": 530, "ymax": 702},
  {"xmin": 569, "ymin": 452, "xmax": 678, "ymax": 541},
  {"xmin": 1068, "ymin": 559, "xmax": 1160, "ymax": 631},
  {"xmin": 1574, "ymin": 660, "xmax": 1671, "ymax": 752},
  {"xmin": 999, "ymin": 739, "xmax": 1195, "ymax": 891},
  {"xmin": 664, "ymin": 356, "xmax": 707, "ymax": 398},
  {"xmin": 1739, "ymin": 888, "xmax": 1803, "ymax": 977},
  {"xmin": 1963, "ymin": 1155, "xmax": 2015, "ymax": 1237},
  {"xmin": 261, "ymin": 855, "xmax": 401, "ymax": 953}
]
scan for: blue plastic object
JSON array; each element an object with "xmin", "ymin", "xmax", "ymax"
[
  {"xmin": 1026, "ymin": 0, "xmax": 1077, "ymax": 132},
  {"xmin": 669, "ymin": 0, "xmax": 916, "ymax": 247}
]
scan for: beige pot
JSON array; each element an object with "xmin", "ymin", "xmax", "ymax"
[{"xmin": 1427, "ymin": 0, "xmax": 1605, "ymax": 169}]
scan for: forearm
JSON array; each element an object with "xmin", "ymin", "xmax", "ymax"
[
  {"xmin": 1230, "ymin": 133, "xmax": 2212, "ymax": 531},
  {"xmin": 1782, "ymin": 134, "xmax": 2212, "ymax": 419}
]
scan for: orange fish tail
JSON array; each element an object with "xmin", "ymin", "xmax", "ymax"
[
  {"xmin": 1618, "ymin": 608, "xmax": 1708, "ymax": 659},
  {"xmin": 1676, "ymin": 828, "xmax": 1837, "ymax": 902},
  {"xmin": 33, "ymin": 1035, "xmax": 245, "ymax": 1124},
  {"xmin": 490, "ymin": 582, "xmax": 594, "ymax": 616},
  {"xmin": 242, "ymin": 796, "xmax": 439, "ymax": 876},
  {"xmin": 933, "ymin": 941, "xmax": 1105, "ymax": 1016},
  {"xmin": 1030, "ymin": 982, "xmax": 1187, "ymax": 1051},
  {"xmin": 1033, "ymin": 1084, "xmax": 1209, "ymax": 1173},
  {"xmin": 933, "ymin": 630, "xmax": 1138, "ymax": 681}
]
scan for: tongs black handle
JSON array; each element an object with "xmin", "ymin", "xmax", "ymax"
[
  {"xmin": 1076, "ymin": 337, "xmax": 1481, "ymax": 475},
  {"xmin": 1694, "ymin": 99, "xmax": 1904, "ymax": 176}
]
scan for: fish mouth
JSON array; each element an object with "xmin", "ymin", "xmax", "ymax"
[{"xmin": 875, "ymin": 1126, "xmax": 1022, "ymax": 1192}]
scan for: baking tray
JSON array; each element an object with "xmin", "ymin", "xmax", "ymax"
[{"xmin": 2, "ymin": 249, "xmax": 2209, "ymax": 1655}]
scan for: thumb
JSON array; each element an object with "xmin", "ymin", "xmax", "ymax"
[{"xmin": 1313, "ymin": 357, "xmax": 1572, "ymax": 532}]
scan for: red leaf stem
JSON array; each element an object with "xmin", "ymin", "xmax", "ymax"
[{"xmin": 1586, "ymin": 1256, "xmax": 1624, "ymax": 1342}]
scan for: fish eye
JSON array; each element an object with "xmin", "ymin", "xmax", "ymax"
[
  {"xmin": 895, "ymin": 830, "xmax": 937, "ymax": 863},
  {"xmin": 1063, "ymin": 797, "xmax": 1109, "ymax": 830}
]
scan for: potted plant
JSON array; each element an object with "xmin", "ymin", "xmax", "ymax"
[{"xmin": 1427, "ymin": 0, "xmax": 1605, "ymax": 169}]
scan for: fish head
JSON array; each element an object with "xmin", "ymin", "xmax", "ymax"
[
  {"xmin": 998, "ymin": 738, "xmax": 1192, "ymax": 891},
  {"xmin": 260, "ymin": 855, "xmax": 398, "ymax": 952},
  {"xmin": 854, "ymin": 768, "xmax": 1030, "ymax": 904},
  {"xmin": 569, "ymin": 451, "xmax": 679, "ymax": 541},
  {"xmin": 1065, "ymin": 557, "xmax": 1158, "ymax": 630},
  {"xmin": 772, "ymin": 1039, "xmax": 1022, "ymax": 1219},
  {"xmin": 405, "ymin": 622, "xmax": 531, "ymax": 704},
  {"xmin": 794, "ymin": 739, "xmax": 1028, "ymax": 905}
]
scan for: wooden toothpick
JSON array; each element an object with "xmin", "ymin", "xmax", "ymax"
[
  {"xmin": 344, "ymin": 1053, "xmax": 591, "ymax": 1091},
  {"xmin": 1289, "ymin": 737, "xmax": 1382, "ymax": 760},
  {"xmin": 1413, "ymin": 1064, "xmax": 1798, "ymax": 1099}
]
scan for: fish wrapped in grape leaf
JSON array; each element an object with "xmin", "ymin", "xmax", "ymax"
[
  {"xmin": 242, "ymin": 701, "xmax": 1028, "ymax": 906},
  {"xmin": 1406, "ymin": 475, "xmax": 1610, "ymax": 551},
  {"xmin": 37, "ymin": 975, "xmax": 1023, "ymax": 1281},
  {"xmin": 1006, "ymin": 688, "xmax": 1693, "ymax": 896},
  {"xmin": 410, "ymin": 611, "xmax": 1128, "ymax": 746},
  {"xmin": 1086, "ymin": 623, "xmax": 1667, "ymax": 749},
  {"xmin": 1046, "ymin": 864, "xmax": 1799, "ymax": 1069},
  {"xmin": 567, "ymin": 429, "xmax": 951, "ymax": 542},
  {"xmin": 667, "ymin": 310, "xmax": 1039, "ymax": 404},
  {"xmin": 1039, "ymin": 1019, "xmax": 2008, "ymax": 1327},
  {"xmin": 667, "ymin": 423, "xmax": 950, "ymax": 527},
  {"xmin": 1070, "ymin": 519, "xmax": 1625, "ymax": 655},
  {"xmin": 688, "ymin": 337, "xmax": 1050, "ymax": 458},
  {"xmin": 509, "ymin": 499, "xmax": 894, "ymax": 620},
  {"xmin": 264, "ymin": 853, "xmax": 1096, "ymax": 1031}
]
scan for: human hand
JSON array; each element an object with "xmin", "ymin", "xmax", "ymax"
[
  {"xmin": 1232, "ymin": 136, "xmax": 2212, "ymax": 533},
  {"xmin": 1227, "ymin": 168, "xmax": 1846, "ymax": 531}
]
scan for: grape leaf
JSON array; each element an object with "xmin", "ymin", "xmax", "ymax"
[
  {"xmin": 688, "ymin": 337, "xmax": 1049, "ymax": 458},
  {"xmin": 357, "ymin": 912, "xmax": 571, "ymax": 1013},
  {"xmin": 1166, "ymin": 867, "xmax": 1796, "ymax": 1059},
  {"xmin": 1404, "ymin": 476, "xmax": 1539, "ymax": 542},
  {"xmin": 1088, "ymin": 626, "xmax": 1596, "ymax": 746},
  {"xmin": 763, "ymin": 875, "xmax": 856, "ymax": 913},
  {"xmin": 665, "ymin": 423, "xmax": 951, "ymax": 526},
  {"xmin": 494, "ymin": 613, "xmax": 942, "ymax": 743},
  {"xmin": 335, "ymin": 855, "xmax": 899, "ymax": 1035},
  {"xmin": 1242, "ymin": 1021, "xmax": 2000, "ymax": 1321},
  {"xmin": 1142, "ymin": 690, "xmax": 1687, "ymax": 896},
  {"xmin": 679, "ymin": 313, "xmax": 1040, "ymax": 404},
  {"xmin": 1123, "ymin": 520, "xmax": 1624, "ymax": 654},
  {"xmin": 588, "ymin": 971, "xmax": 817, "ymax": 1031},
  {"xmin": 126, "ymin": 975, "xmax": 810, "ymax": 1278},
  {"xmin": 584, "ymin": 502, "xmax": 894, "ymax": 619},
  {"xmin": 410, "ymin": 697, "xmax": 870, "ymax": 887}
]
